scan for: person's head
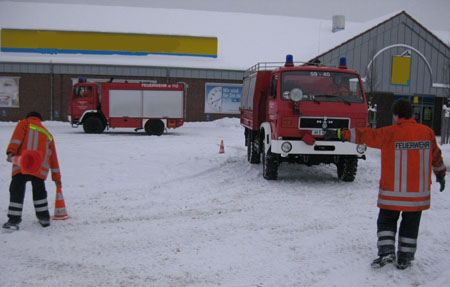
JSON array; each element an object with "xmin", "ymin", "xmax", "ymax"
[
  {"xmin": 26, "ymin": 111, "xmax": 42, "ymax": 120},
  {"xmin": 392, "ymin": 99, "xmax": 412, "ymax": 119}
]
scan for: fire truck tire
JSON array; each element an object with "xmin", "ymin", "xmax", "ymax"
[
  {"xmin": 83, "ymin": 116, "xmax": 105, "ymax": 134},
  {"xmin": 247, "ymin": 137, "xmax": 260, "ymax": 164},
  {"xmin": 337, "ymin": 156, "xmax": 358, "ymax": 182},
  {"xmin": 262, "ymin": 143, "xmax": 278, "ymax": 180},
  {"xmin": 145, "ymin": 120, "xmax": 165, "ymax": 136}
]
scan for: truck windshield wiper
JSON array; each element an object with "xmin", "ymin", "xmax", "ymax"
[
  {"xmin": 311, "ymin": 96, "xmax": 321, "ymax": 104},
  {"xmin": 314, "ymin": 94, "xmax": 351, "ymax": 105}
]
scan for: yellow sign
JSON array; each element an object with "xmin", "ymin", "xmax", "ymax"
[
  {"xmin": 391, "ymin": 56, "xmax": 411, "ymax": 86},
  {"xmin": 1, "ymin": 29, "xmax": 217, "ymax": 58}
]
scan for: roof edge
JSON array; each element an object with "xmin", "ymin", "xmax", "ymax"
[{"xmin": 310, "ymin": 10, "xmax": 450, "ymax": 62}]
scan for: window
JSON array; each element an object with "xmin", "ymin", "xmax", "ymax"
[
  {"xmin": 281, "ymin": 71, "xmax": 364, "ymax": 103},
  {"xmin": 241, "ymin": 78, "xmax": 251, "ymax": 109},
  {"xmin": 248, "ymin": 77, "xmax": 256, "ymax": 109},
  {"xmin": 241, "ymin": 76, "xmax": 257, "ymax": 110},
  {"xmin": 73, "ymin": 86, "xmax": 92, "ymax": 99},
  {"xmin": 270, "ymin": 74, "xmax": 278, "ymax": 98}
]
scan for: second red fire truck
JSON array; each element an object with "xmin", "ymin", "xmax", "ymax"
[{"xmin": 68, "ymin": 79, "xmax": 186, "ymax": 135}]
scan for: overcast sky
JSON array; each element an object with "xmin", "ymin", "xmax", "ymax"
[{"xmin": 2, "ymin": 0, "xmax": 450, "ymax": 31}]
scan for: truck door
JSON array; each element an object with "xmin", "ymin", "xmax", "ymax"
[
  {"xmin": 70, "ymin": 84, "xmax": 97, "ymax": 121},
  {"xmin": 265, "ymin": 74, "xmax": 279, "ymax": 136}
]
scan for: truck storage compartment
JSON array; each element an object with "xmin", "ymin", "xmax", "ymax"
[{"xmin": 108, "ymin": 90, "xmax": 184, "ymax": 118}]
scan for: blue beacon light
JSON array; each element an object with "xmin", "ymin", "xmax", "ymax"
[
  {"xmin": 339, "ymin": 57, "xmax": 347, "ymax": 69},
  {"xmin": 285, "ymin": 54, "xmax": 294, "ymax": 67}
]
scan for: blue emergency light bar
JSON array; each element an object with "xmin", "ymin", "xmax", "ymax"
[
  {"xmin": 339, "ymin": 57, "xmax": 347, "ymax": 69},
  {"xmin": 285, "ymin": 54, "xmax": 294, "ymax": 67}
]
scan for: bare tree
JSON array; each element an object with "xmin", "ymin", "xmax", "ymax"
[{"xmin": 365, "ymin": 49, "xmax": 380, "ymax": 94}]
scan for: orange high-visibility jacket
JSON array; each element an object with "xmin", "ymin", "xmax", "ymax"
[
  {"xmin": 6, "ymin": 116, "xmax": 61, "ymax": 182},
  {"xmin": 342, "ymin": 118, "xmax": 446, "ymax": 211}
]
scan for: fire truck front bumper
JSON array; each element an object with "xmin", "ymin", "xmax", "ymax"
[{"xmin": 271, "ymin": 140, "xmax": 367, "ymax": 157}]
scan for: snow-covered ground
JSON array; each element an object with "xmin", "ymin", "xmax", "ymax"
[{"xmin": 1, "ymin": 118, "xmax": 449, "ymax": 287}]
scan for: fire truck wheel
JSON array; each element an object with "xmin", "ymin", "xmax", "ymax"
[
  {"xmin": 83, "ymin": 116, "xmax": 105, "ymax": 134},
  {"xmin": 145, "ymin": 120, "xmax": 165, "ymax": 136},
  {"xmin": 262, "ymin": 142, "xmax": 278, "ymax": 180},
  {"xmin": 337, "ymin": 156, "xmax": 358, "ymax": 182},
  {"xmin": 247, "ymin": 137, "xmax": 260, "ymax": 164}
]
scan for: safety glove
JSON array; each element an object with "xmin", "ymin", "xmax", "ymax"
[
  {"xmin": 436, "ymin": 174, "xmax": 445, "ymax": 192},
  {"xmin": 323, "ymin": 128, "xmax": 343, "ymax": 141},
  {"xmin": 6, "ymin": 152, "xmax": 14, "ymax": 163}
]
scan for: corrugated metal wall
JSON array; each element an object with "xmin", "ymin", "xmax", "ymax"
[
  {"xmin": 317, "ymin": 12, "xmax": 450, "ymax": 97},
  {"xmin": 0, "ymin": 63, "xmax": 244, "ymax": 80}
]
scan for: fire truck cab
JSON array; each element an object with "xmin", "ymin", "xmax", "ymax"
[{"xmin": 241, "ymin": 55, "xmax": 369, "ymax": 181}]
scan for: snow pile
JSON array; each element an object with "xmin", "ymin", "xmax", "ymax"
[{"xmin": 0, "ymin": 118, "xmax": 449, "ymax": 286}]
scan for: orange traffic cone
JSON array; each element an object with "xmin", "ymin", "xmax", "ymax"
[
  {"xmin": 219, "ymin": 140, "xmax": 225, "ymax": 154},
  {"xmin": 52, "ymin": 186, "xmax": 70, "ymax": 220}
]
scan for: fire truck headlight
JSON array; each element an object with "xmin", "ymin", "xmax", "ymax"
[
  {"xmin": 281, "ymin": 142, "xmax": 292, "ymax": 153},
  {"xmin": 289, "ymin": 88, "xmax": 303, "ymax": 102},
  {"xmin": 356, "ymin": 144, "xmax": 367, "ymax": 154}
]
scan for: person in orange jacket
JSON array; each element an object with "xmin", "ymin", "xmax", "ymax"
[
  {"xmin": 324, "ymin": 99, "xmax": 446, "ymax": 269},
  {"xmin": 3, "ymin": 112, "xmax": 62, "ymax": 231}
]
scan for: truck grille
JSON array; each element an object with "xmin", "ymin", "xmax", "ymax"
[{"xmin": 299, "ymin": 117, "xmax": 350, "ymax": 129}]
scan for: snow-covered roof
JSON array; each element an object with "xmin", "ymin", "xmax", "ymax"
[{"xmin": 0, "ymin": 1, "xmax": 448, "ymax": 71}]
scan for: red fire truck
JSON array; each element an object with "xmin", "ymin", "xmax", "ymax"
[
  {"xmin": 68, "ymin": 79, "xmax": 186, "ymax": 135},
  {"xmin": 241, "ymin": 55, "xmax": 368, "ymax": 181}
]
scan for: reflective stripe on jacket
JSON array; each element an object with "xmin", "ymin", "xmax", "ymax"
[
  {"xmin": 6, "ymin": 117, "xmax": 61, "ymax": 182},
  {"xmin": 341, "ymin": 118, "xmax": 446, "ymax": 211}
]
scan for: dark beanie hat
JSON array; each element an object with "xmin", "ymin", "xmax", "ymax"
[{"xmin": 26, "ymin": 111, "xmax": 43, "ymax": 120}]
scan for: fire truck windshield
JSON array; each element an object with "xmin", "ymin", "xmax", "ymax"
[
  {"xmin": 74, "ymin": 86, "xmax": 92, "ymax": 99},
  {"xmin": 281, "ymin": 71, "xmax": 364, "ymax": 103}
]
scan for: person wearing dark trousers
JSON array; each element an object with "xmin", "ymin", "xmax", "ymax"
[
  {"xmin": 324, "ymin": 99, "xmax": 446, "ymax": 269},
  {"xmin": 376, "ymin": 209, "xmax": 422, "ymax": 268},
  {"xmin": 3, "ymin": 111, "xmax": 62, "ymax": 231}
]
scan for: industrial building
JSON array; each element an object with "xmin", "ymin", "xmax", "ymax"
[{"xmin": 0, "ymin": 1, "xmax": 449, "ymax": 133}]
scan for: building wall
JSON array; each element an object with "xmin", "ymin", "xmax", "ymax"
[
  {"xmin": 0, "ymin": 72, "xmax": 51, "ymax": 121},
  {"xmin": 318, "ymin": 13, "xmax": 450, "ymax": 97},
  {"xmin": 316, "ymin": 12, "xmax": 450, "ymax": 132},
  {"xmin": 0, "ymin": 69, "xmax": 242, "ymax": 122},
  {"xmin": 167, "ymin": 76, "xmax": 241, "ymax": 122},
  {"xmin": 367, "ymin": 92, "xmax": 395, "ymax": 128}
]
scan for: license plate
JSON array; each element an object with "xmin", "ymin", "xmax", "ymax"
[{"xmin": 312, "ymin": 129, "xmax": 323, "ymax": 136}]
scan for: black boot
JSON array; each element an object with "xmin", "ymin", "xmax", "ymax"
[
  {"xmin": 2, "ymin": 220, "xmax": 20, "ymax": 231},
  {"xmin": 371, "ymin": 253, "xmax": 396, "ymax": 268},
  {"xmin": 396, "ymin": 258, "xmax": 412, "ymax": 270},
  {"xmin": 38, "ymin": 218, "xmax": 50, "ymax": 227},
  {"xmin": 396, "ymin": 252, "xmax": 414, "ymax": 270}
]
